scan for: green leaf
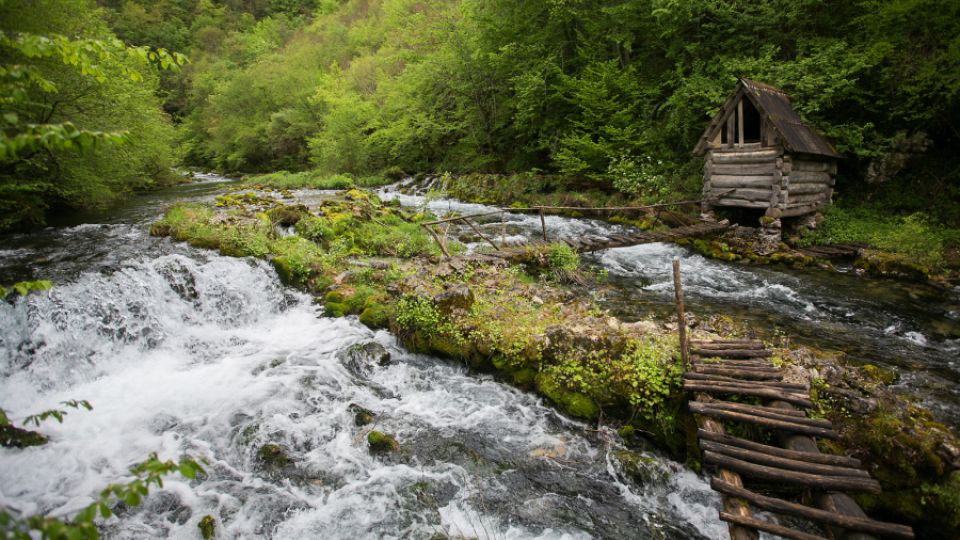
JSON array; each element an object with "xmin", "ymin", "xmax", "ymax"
[{"xmin": 124, "ymin": 491, "xmax": 140, "ymax": 507}]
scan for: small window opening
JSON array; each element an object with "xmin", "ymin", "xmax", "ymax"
[{"xmin": 743, "ymin": 98, "xmax": 761, "ymax": 143}]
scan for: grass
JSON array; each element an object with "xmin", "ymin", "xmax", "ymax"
[
  {"xmin": 243, "ymin": 170, "xmax": 396, "ymax": 190},
  {"xmin": 799, "ymin": 205, "xmax": 960, "ymax": 270}
]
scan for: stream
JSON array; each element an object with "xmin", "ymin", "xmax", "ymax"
[
  {"xmin": 380, "ymin": 184, "xmax": 960, "ymax": 429},
  {"xmin": 0, "ymin": 175, "xmax": 723, "ymax": 539},
  {"xmin": 0, "ymin": 175, "xmax": 957, "ymax": 539}
]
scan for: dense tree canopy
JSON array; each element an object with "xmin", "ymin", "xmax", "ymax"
[
  {"xmin": 0, "ymin": 0, "xmax": 185, "ymax": 230},
  {"xmin": 2, "ymin": 0, "xmax": 957, "ymax": 229}
]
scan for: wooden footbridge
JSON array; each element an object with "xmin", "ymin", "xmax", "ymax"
[
  {"xmin": 420, "ymin": 202, "xmax": 731, "ymax": 257},
  {"xmin": 672, "ymin": 262, "xmax": 914, "ymax": 540}
]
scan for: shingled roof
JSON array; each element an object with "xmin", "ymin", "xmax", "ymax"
[{"xmin": 693, "ymin": 79, "xmax": 840, "ymax": 158}]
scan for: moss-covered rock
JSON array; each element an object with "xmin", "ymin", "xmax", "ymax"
[
  {"xmin": 855, "ymin": 249, "xmax": 930, "ymax": 280},
  {"xmin": 615, "ymin": 450, "xmax": 666, "ymax": 485},
  {"xmin": 271, "ymin": 256, "xmax": 301, "ymax": 286},
  {"xmin": 349, "ymin": 404, "xmax": 375, "ymax": 426},
  {"xmin": 359, "ymin": 303, "xmax": 392, "ymax": 329},
  {"xmin": 367, "ymin": 431, "xmax": 399, "ymax": 453},
  {"xmin": 198, "ymin": 515, "xmax": 216, "ymax": 539},
  {"xmin": 535, "ymin": 372, "xmax": 599, "ymax": 420},
  {"xmin": 266, "ymin": 204, "xmax": 307, "ymax": 227},
  {"xmin": 256, "ymin": 443, "xmax": 291, "ymax": 469},
  {"xmin": 0, "ymin": 424, "xmax": 48, "ymax": 448}
]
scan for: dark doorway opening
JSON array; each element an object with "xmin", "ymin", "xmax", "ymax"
[{"xmin": 743, "ymin": 98, "xmax": 761, "ymax": 143}]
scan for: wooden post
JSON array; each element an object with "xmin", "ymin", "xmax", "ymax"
[
  {"xmin": 462, "ymin": 217, "xmax": 499, "ymax": 250},
  {"xmin": 737, "ymin": 100, "xmax": 744, "ymax": 148},
  {"xmin": 500, "ymin": 211, "xmax": 506, "ymax": 245},
  {"xmin": 539, "ymin": 207, "xmax": 548, "ymax": 242},
  {"xmin": 423, "ymin": 224, "xmax": 450, "ymax": 257},
  {"xmin": 672, "ymin": 258, "xmax": 689, "ymax": 370}
]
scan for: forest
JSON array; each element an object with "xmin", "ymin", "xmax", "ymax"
[
  {"xmin": 4, "ymin": 2, "xmax": 960, "ymax": 539},
  {"xmin": 1, "ymin": 0, "xmax": 959, "ymax": 239}
]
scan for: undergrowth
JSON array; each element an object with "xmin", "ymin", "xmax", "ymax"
[{"xmin": 799, "ymin": 205, "xmax": 960, "ymax": 270}]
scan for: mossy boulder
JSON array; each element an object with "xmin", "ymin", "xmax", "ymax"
[
  {"xmin": 615, "ymin": 450, "xmax": 666, "ymax": 485},
  {"xmin": 0, "ymin": 424, "xmax": 48, "ymax": 448},
  {"xmin": 359, "ymin": 303, "xmax": 392, "ymax": 329},
  {"xmin": 367, "ymin": 431, "xmax": 399, "ymax": 453},
  {"xmin": 433, "ymin": 284, "xmax": 474, "ymax": 315},
  {"xmin": 861, "ymin": 363, "xmax": 898, "ymax": 385},
  {"xmin": 198, "ymin": 515, "xmax": 216, "ymax": 539},
  {"xmin": 855, "ymin": 250, "xmax": 930, "ymax": 280},
  {"xmin": 256, "ymin": 443, "xmax": 291, "ymax": 469},
  {"xmin": 535, "ymin": 372, "xmax": 599, "ymax": 420},
  {"xmin": 271, "ymin": 256, "xmax": 302, "ymax": 286},
  {"xmin": 349, "ymin": 404, "xmax": 375, "ymax": 426},
  {"xmin": 266, "ymin": 204, "xmax": 308, "ymax": 227}
]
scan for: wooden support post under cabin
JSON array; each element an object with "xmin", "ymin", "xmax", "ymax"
[
  {"xmin": 672, "ymin": 258, "xmax": 689, "ymax": 370},
  {"xmin": 423, "ymin": 224, "xmax": 450, "ymax": 257},
  {"xmin": 539, "ymin": 208, "xmax": 548, "ymax": 241},
  {"xmin": 769, "ymin": 401, "xmax": 883, "ymax": 540}
]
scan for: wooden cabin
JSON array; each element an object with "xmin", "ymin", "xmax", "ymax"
[{"xmin": 694, "ymin": 79, "xmax": 840, "ymax": 226}]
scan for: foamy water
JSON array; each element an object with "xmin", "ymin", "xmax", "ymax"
[{"xmin": 0, "ymin": 247, "xmax": 725, "ymax": 539}]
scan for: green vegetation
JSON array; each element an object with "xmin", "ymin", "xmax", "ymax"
[
  {"xmin": 0, "ymin": 0, "xmax": 186, "ymax": 230},
  {"xmin": 367, "ymin": 431, "xmax": 399, "ymax": 453},
  {"xmin": 150, "ymin": 190, "xmax": 687, "ymax": 447},
  {"xmin": 241, "ymin": 170, "xmax": 395, "ymax": 191},
  {"xmin": 198, "ymin": 515, "xmax": 216, "ymax": 540},
  {"xmin": 0, "ymin": 280, "xmax": 54, "ymax": 301},
  {"xmin": 3, "ymin": 0, "xmax": 956, "ymax": 253},
  {"xmin": 86, "ymin": 0, "xmax": 956, "ymax": 224},
  {"xmin": 800, "ymin": 205, "xmax": 960, "ymax": 273},
  {"xmin": 0, "ymin": 400, "xmax": 204, "ymax": 540}
]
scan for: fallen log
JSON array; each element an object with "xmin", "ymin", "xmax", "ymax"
[
  {"xmin": 719, "ymin": 512, "xmax": 828, "ymax": 540},
  {"xmin": 683, "ymin": 382, "xmax": 813, "ymax": 408},
  {"xmin": 704, "ymin": 451, "xmax": 882, "ymax": 493},
  {"xmin": 701, "ymin": 439, "xmax": 867, "ymax": 478},
  {"xmin": 688, "ymin": 398, "xmax": 808, "ymax": 418},
  {"xmin": 692, "ymin": 367, "xmax": 785, "ymax": 380},
  {"xmin": 712, "ymin": 479, "xmax": 914, "ymax": 539},
  {"xmin": 683, "ymin": 372, "xmax": 808, "ymax": 391},
  {"xmin": 697, "ymin": 430, "xmax": 861, "ymax": 467},
  {"xmin": 692, "ymin": 348, "xmax": 773, "ymax": 358},
  {"xmin": 689, "ymin": 402, "xmax": 838, "ymax": 438}
]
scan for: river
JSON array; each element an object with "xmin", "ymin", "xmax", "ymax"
[
  {"xmin": 383, "ymin": 184, "xmax": 960, "ymax": 429},
  {"xmin": 0, "ymin": 175, "xmax": 726, "ymax": 539}
]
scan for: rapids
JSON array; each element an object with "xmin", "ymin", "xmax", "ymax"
[
  {"xmin": 379, "ymin": 184, "xmax": 960, "ymax": 429},
  {"xmin": 0, "ymin": 176, "xmax": 726, "ymax": 539}
]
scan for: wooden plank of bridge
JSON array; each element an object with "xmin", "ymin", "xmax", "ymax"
[
  {"xmin": 680, "ymin": 339, "xmax": 913, "ymax": 539},
  {"xmin": 672, "ymin": 262, "xmax": 913, "ymax": 539}
]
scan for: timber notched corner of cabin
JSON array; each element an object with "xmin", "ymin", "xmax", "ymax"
[{"xmin": 694, "ymin": 79, "xmax": 840, "ymax": 224}]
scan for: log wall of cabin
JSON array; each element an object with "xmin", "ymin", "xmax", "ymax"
[
  {"xmin": 703, "ymin": 150, "xmax": 836, "ymax": 217},
  {"xmin": 703, "ymin": 148, "xmax": 781, "ymax": 210},
  {"xmin": 781, "ymin": 158, "xmax": 836, "ymax": 217}
]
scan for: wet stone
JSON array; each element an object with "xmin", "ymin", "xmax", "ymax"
[
  {"xmin": 149, "ymin": 413, "xmax": 180, "ymax": 434},
  {"xmin": 338, "ymin": 341, "xmax": 392, "ymax": 378},
  {"xmin": 349, "ymin": 404, "xmax": 375, "ymax": 426}
]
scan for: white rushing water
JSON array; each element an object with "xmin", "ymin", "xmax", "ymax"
[
  {"xmin": 378, "ymin": 187, "xmax": 960, "ymax": 427},
  {"xmin": 0, "ymin": 243, "xmax": 726, "ymax": 539}
]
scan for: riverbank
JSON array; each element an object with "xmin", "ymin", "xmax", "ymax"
[{"xmin": 150, "ymin": 184, "xmax": 960, "ymax": 537}]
